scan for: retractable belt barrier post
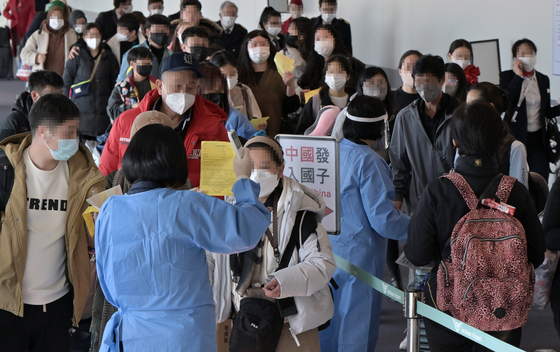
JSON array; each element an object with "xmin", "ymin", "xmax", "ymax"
[{"xmin": 333, "ymin": 254, "xmax": 527, "ymax": 352}]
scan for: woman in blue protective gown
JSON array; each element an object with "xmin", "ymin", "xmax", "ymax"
[
  {"xmin": 319, "ymin": 96, "xmax": 410, "ymax": 352},
  {"xmin": 94, "ymin": 124, "xmax": 270, "ymax": 352}
]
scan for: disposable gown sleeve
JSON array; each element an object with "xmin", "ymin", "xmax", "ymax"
[
  {"xmin": 225, "ymin": 108, "xmax": 257, "ymax": 140},
  {"xmin": 181, "ymin": 178, "xmax": 271, "ymax": 254},
  {"xmin": 360, "ymin": 155, "xmax": 410, "ymax": 241}
]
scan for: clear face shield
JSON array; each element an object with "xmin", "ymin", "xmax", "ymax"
[{"xmin": 345, "ymin": 112, "xmax": 390, "ymax": 150}]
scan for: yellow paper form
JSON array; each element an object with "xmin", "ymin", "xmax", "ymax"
[
  {"xmin": 274, "ymin": 52, "xmax": 295, "ymax": 76},
  {"xmin": 83, "ymin": 206, "xmax": 99, "ymax": 238},
  {"xmin": 250, "ymin": 116, "xmax": 270, "ymax": 129},
  {"xmin": 304, "ymin": 88, "xmax": 321, "ymax": 103},
  {"xmin": 200, "ymin": 142, "xmax": 237, "ymax": 196}
]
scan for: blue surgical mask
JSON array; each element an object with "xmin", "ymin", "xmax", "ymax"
[{"xmin": 45, "ymin": 138, "xmax": 79, "ymax": 161}]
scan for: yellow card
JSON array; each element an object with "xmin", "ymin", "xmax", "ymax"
[
  {"xmin": 200, "ymin": 142, "xmax": 237, "ymax": 196},
  {"xmin": 304, "ymin": 88, "xmax": 321, "ymax": 103},
  {"xmin": 274, "ymin": 52, "xmax": 295, "ymax": 76},
  {"xmin": 250, "ymin": 116, "xmax": 270, "ymax": 129},
  {"xmin": 83, "ymin": 206, "xmax": 99, "ymax": 238}
]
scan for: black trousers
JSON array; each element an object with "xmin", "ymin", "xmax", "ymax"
[
  {"xmin": 550, "ymin": 299, "xmax": 560, "ymax": 339},
  {"xmin": 0, "ymin": 291, "xmax": 73, "ymax": 352},
  {"xmin": 423, "ymin": 277, "xmax": 522, "ymax": 352},
  {"xmin": 527, "ymin": 130, "xmax": 550, "ymax": 182}
]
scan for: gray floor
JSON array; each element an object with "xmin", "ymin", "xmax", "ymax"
[{"xmin": 0, "ymin": 78, "xmax": 559, "ymax": 351}]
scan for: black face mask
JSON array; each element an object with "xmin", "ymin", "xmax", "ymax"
[
  {"xmin": 286, "ymin": 35, "xmax": 299, "ymax": 49},
  {"xmin": 190, "ymin": 46, "xmax": 209, "ymax": 62},
  {"xmin": 150, "ymin": 32, "xmax": 168, "ymax": 46},
  {"xmin": 204, "ymin": 93, "xmax": 227, "ymax": 110},
  {"xmin": 136, "ymin": 64, "xmax": 152, "ymax": 77}
]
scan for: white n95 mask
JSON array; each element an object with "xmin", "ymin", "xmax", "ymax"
[
  {"xmin": 518, "ymin": 56, "xmax": 537, "ymax": 72},
  {"xmin": 315, "ymin": 40, "xmax": 334, "ymax": 58},
  {"xmin": 321, "ymin": 13, "xmax": 335, "ymax": 24},
  {"xmin": 450, "ymin": 56, "xmax": 471, "ymax": 70},
  {"xmin": 250, "ymin": 170, "xmax": 279, "ymax": 198},
  {"xmin": 163, "ymin": 85, "xmax": 195, "ymax": 115},
  {"xmin": 49, "ymin": 18, "xmax": 64, "ymax": 31}
]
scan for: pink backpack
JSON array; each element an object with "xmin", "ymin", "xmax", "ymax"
[{"xmin": 436, "ymin": 173, "xmax": 534, "ymax": 331}]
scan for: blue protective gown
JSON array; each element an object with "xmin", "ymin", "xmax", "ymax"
[
  {"xmin": 225, "ymin": 106, "xmax": 257, "ymax": 140},
  {"xmin": 95, "ymin": 179, "xmax": 270, "ymax": 352},
  {"xmin": 319, "ymin": 139, "xmax": 410, "ymax": 352}
]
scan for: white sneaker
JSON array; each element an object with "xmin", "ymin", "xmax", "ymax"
[{"xmin": 399, "ymin": 335, "xmax": 408, "ymax": 350}]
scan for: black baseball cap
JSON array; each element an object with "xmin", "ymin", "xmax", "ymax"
[{"xmin": 160, "ymin": 52, "xmax": 204, "ymax": 78}]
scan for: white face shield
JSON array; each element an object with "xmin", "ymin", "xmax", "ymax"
[{"xmin": 345, "ymin": 112, "xmax": 390, "ymax": 150}]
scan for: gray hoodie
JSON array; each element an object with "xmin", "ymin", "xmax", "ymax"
[{"xmin": 388, "ymin": 95, "xmax": 461, "ymax": 212}]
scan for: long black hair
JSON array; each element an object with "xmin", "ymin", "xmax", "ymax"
[
  {"xmin": 238, "ymin": 30, "xmax": 277, "ymax": 85},
  {"xmin": 444, "ymin": 63, "xmax": 467, "ymax": 102}
]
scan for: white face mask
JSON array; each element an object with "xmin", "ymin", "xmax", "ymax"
[
  {"xmin": 221, "ymin": 16, "xmax": 236, "ymax": 29},
  {"xmin": 250, "ymin": 169, "xmax": 279, "ymax": 198},
  {"xmin": 325, "ymin": 74, "xmax": 346, "ymax": 92},
  {"xmin": 49, "ymin": 18, "xmax": 64, "ymax": 31},
  {"xmin": 248, "ymin": 46, "xmax": 270, "ymax": 65},
  {"xmin": 450, "ymin": 56, "xmax": 471, "ymax": 70},
  {"xmin": 321, "ymin": 12, "xmax": 336, "ymax": 23},
  {"xmin": 518, "ymin": 56, "xmax": 537, "ymax": 72},
  {"xmin": 163, "ymin": 85, "xmax": 196, "ymax": 115},
  {"xmin": 290, "ymin": 10, "xmax": 302, "ymax": 19},
  {"xmin": 150, "ymin": 8, "xmax": 163, "ymax": 15},
  {"xmin": 123, "ymin": 5, "xmax": 133, "ymax": 13},
  {"xmin": 227, "ymin": 75, "xmax": 238, "ymax": 90},
  {"xmin": 85, "ymin": 38, "xmax": 100, "ymax": 50},
  {"xmin": 74, "ymin": 24, "xmax": 85, "ymax": 34},
  {"xmin": 363, "ymin": 85, "xmax": 388, "ymax": 101},
  {"xmin": 442, "ymin": 84, "xmax": 459, "ymax": 97},
  {"xmin": 116, "ymin": 32, "xmax": 129, "ymax": 42},
  {"xmin": 401, "ymin": 71, "xmax": 414, "ymax": 88},
  {"xmin": 315, "ymin": 40, "xmax": 334, "ymax": 57},
  {"xmin": 266, "ymin": 25, "xmax": 281, "ymax": 37}
]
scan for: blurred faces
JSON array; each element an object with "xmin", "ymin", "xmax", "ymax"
[
  {"xmin": 315, "ymin": 28, "xmax": 335, "ymax": 57},
  {"xmin": 442, "ymin": 72, "xmax": 459, "ymax": 96},
  {"xmin": 289, "ymin": 4, "xmax": 303, "ymax": 19},
  {"xmin": 158, "ymin": 70, "xmax": 199, "ymax": 115},
  {"xmin": 48, "ymin": 9, "xmax": 65, "ymax": 31},
  {"xmin": 414, "ymin": 73, "xmax": 443, "ymax": 103},
  {"xmin": 516, "ymin": 43, "xmax": 537, "ymax": 72},
  {"xmin": 117, "ymin": 0, "xmax": 133, "ymax": 15},
  {"xmin": 181, "ymin": 5, "xmax": 202, "ymax": 25},
  {"xmin": 117, "ymin": 25, "xmax": 136, "ymax": 42},
  {"xmin": 220, "ymin": 5, "xmax": 238, "ymax": 29},
  {"xmin": 147, "ymin": 24, "xmax": 169, "ymax": 47},
  {"xmin": 319, "ymin": 2, "xmax": 336, "ymax": 23},
  {"xmin": 248, "ymin": 147, "xmax": 284, "ymax": 198},
  {"xmin": 84, "ymin": 27, "xmax": 102, "ymax": 50},
  {"xmin": 132, "ymin": 57, "xmax": 153, "ymax": 78},
  {"xmin": 325, "ymin": 61, "xmax": 348, "ymax": 92},
  {"xmin": 148, "ymin": 1, "xmax": 163, "ymax": 15},
  {"xmin": 399, "ymin": 54, "xmax": 419, "ymax": 89},
  {"xmin": 363, "ymin": 74, "xmax": 388, "ymax": 100},
  {"xmin": 39, "ymin": 119, "xmax": 80, "ymax": 162},
  {"xmin": 264, "ymin": 16, "xmax": 281, "ymax": 37},
  {"xmin": 219, "ymin": 63, "xmax": 239, "ymax": 90},
  {"xmin": 74, "ymin": 17, "xmax": 86, "ymax": 33},
  {"xmin": 247, "ymin": 36, "xmax": 270, "ymax": 65},
  {"xmin": 448, "ymin": 47, "xmax": 472, "ymax": 69}
]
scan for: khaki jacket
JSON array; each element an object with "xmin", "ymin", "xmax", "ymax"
[{"xmin": 0, "ymin": 133, "xmax": 105, "ymax": 325}]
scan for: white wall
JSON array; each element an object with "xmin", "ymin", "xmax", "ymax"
[{"xmin": 69, "ymin": 0, "xmax": 560, "ymax": 97}]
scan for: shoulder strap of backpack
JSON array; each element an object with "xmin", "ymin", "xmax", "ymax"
[
  {"xmin": 276, "ymin": 210, "xmax": 317, "ymax": 271},
  {"xmin": 443, "ymin": 173, "xmax": 479, "ymax": 211},
  {"xmin": 0, "ymin": 152, "xmax": 14, "ymax": 212},
  {"xmin": 496, "ymin": 175, "xmax": 517, "ymax": 204},
  {"xmin": 240, "ymin": 86, "xmax": 253, "ymax": 120}
]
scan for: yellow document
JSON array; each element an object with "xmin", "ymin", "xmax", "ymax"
[
  {"xmin": 250, "ymin": 116, "xmax": 270, "ymax": 129},
  {"xmin": 304, "ymin": 88, "xmax": 321, "ymax": 103},
  {"xmin": 83, "ymin": 206, "xmax": 99, "ymax": 238},
  {"xmin": 274, "ymin": 52, "xmax": 295, "ymax": 76},
  {"xmin": 200, "ymin": 142, "xmax": 237, "ymax": 196}
]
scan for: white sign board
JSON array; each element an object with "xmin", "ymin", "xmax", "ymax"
[
  {"xmin": 555, "ymin": 0, "xmax": 560, "ymax": 76},
  {"xmin": 275, "ymin": 135, "xmax": 340, "ymax": 235}
]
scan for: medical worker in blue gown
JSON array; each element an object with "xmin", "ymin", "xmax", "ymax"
[
  {"xmin": 319, "ymin": 96, "xmax": 410, "ymax": 352},
  {"xmin": 95, "ymin": 124, "xmax": 271, "ymax": 352}
]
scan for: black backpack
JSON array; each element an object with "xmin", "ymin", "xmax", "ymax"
[{"xmin": 0, "ymin": 152, "xmax": 14, "ymax": 212}]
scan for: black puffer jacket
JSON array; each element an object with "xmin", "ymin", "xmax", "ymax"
[
  {"xmin": 0, "ymin": 91, "xmax": 33, "ymax": 142},
  {"xmin": 63, "ymin": 40, "xmax": 119, "ymax": 137}
]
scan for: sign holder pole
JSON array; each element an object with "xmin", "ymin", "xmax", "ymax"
[{"xmin": 404, "ymin": 290, "xmax": 423, "ymax": 352}]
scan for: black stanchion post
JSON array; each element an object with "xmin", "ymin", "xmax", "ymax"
[{"xmin": 404, "ymin": 290, "xmax": 423, "ymax": 352}]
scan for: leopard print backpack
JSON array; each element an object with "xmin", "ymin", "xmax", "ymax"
[{"xmin": 436, "ymin": 173, "xmax": 534, "ymax": 331}]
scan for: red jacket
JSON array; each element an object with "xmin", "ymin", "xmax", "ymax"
[
  {"xmin": 99, "ymin": 89, "xmax": 229, "ymax": 187},
  {"xmin": 3, "ymin": 0, "xmax": 35, "ymax": 56}
]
